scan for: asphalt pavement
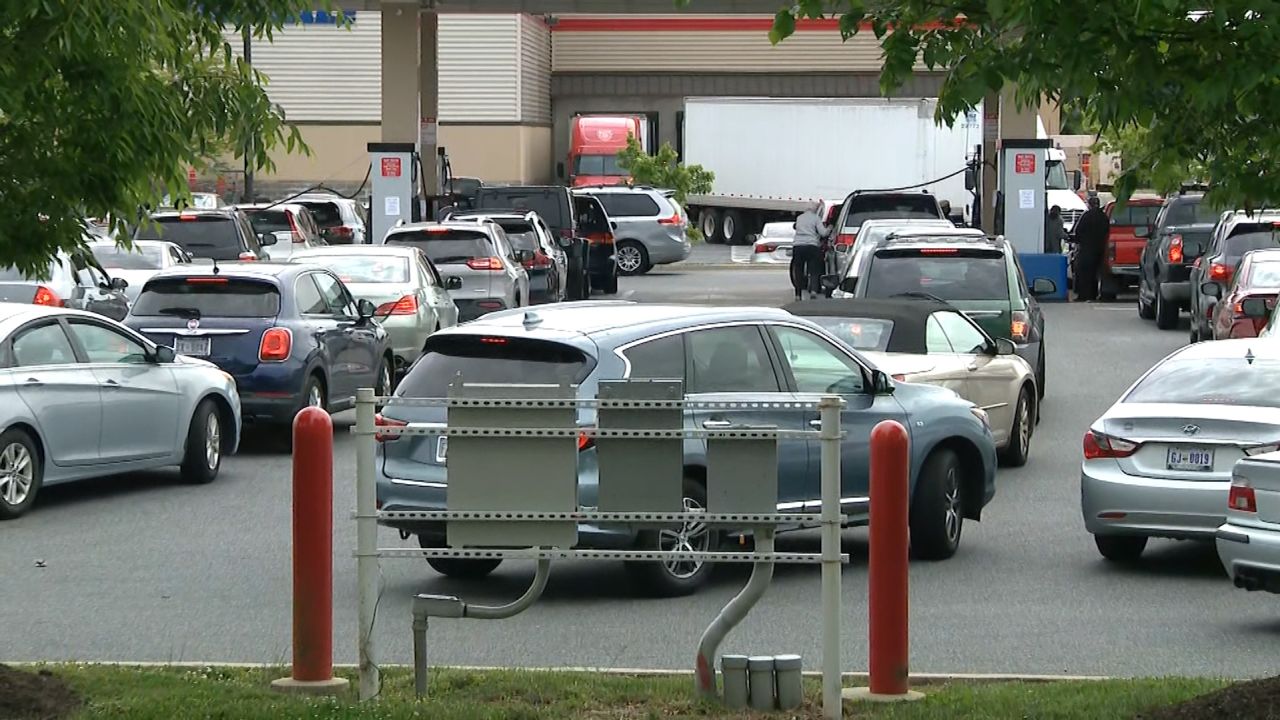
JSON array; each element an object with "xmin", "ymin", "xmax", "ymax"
[{"xmin": 4, "ymin": 266, "xmax": 1278, "ymax": 678}]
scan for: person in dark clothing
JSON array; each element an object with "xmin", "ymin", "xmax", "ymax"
[
  {"xmin": 1045, "ymin": 205, "xmax": 1068, "ymax": 254},
  {"xmin": 1070, "ymin": 196, "xmax": 1110, "ymax": 301},
  {"xmin": 790, "ymin": 201, "xmax": 831, "ymax": 300}
]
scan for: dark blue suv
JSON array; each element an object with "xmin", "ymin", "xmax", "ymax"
[{"xmin": 126, "ymin": 263, "xmax": 393, "ymax": 434}]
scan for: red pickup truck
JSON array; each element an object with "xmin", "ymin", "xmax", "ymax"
[{"xmin": 1101, "ymin": 196, "xmax": 1164, "ymax": 300}]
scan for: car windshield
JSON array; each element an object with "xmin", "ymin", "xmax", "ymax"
[
  {"xmin": 1111, "ymin": 205, "xmax": 1161, "ymax": 226},
  {"xmin": 297, "ymin": 202, "xmax": 343, "ymax": 227},
  {"xmin": 1045, "ymin": 161, "xmax": 1070, "ymax": 191},
  {"xmin": 864, "ymin": 250, "xmax": 1010, "ymax": 301},
  {"xmin": 398, "ymin": 335, "xmax": 595, "ymax": 398},
  {"xmin": 573, "ymin": 154, "xmax": 627, "ymax": 176},
  {"xmin": 1126, "ymin": 357, "xmax": 1280, "ymax": 407},
  {"xmin": 804, "ymin": 316, "xmax": 895, "ymax": 351},
  {"xmin": 89, "ymin": 244, "xmax": 163, "ymax": 270},
  {"xmin": 136, "ymin": 216, "xmax": 241, "ymax": 259},
  {"xmin": 386, "ymin": 229, "xmax": 491, "ymax": 265},
  {"xmin": 301, "ymin": 255, "xmax": 410, "ymax": 284},
  {"xmin": 131, "ymin": 278, "xmax": 281, "ymax": 317},
  {"xmin": 844, "ymin": 196, "xmax": 941, "ymax": 230},
  {"xmin": 1224, "ymin": 229, "xmax": 1280, "ymax": 259}
]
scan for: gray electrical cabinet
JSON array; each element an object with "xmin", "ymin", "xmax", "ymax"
[{"xmin": 595, "ymin": 379, "xmax": 684, "ymax": 513}]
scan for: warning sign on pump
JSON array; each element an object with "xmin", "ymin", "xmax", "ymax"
[
  {"xmin": 1014, "ymin": 153, "xmax": 1036, "ymax": 174},
  {"xmin": 381, "ymin": 157, "xmax": 402, "ymax": 177}
]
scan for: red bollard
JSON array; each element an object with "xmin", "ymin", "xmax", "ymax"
[
  {"xmin": 867, "ymin": 419, "xmax": 914, "ymax": 699},
  {"xmin": 271, "ymin": 407, "xmax": 349, "ymax": 695}
]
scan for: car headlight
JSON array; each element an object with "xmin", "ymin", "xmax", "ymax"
[{"xmin": 969, "ymin": 406, "xmax": 990, "ymax": 430}]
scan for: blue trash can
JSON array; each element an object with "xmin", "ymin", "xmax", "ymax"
[{"xmin": 1017, "ymin": 253, "xmax": 1069, "ymax": 302}]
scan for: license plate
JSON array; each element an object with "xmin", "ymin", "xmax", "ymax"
[
  {"xmin": 174, "ymin": 336, "xmax": 211, "ymax": 356},
  {"xmin": 435, "ymin": 435, "xmax": 448, "ymax": 463},
  {"xmin": 1167, "ymin": 446, "xmax": 1214, "ymax": 471}
]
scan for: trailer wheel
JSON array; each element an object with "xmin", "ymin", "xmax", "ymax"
[
  {"xmin": 699, "ymin": 209, "xmax": 724, "ymax": 244},
  {"xmin": 722, "ymin": 210, "xmax": 747, "ymax": 245}
]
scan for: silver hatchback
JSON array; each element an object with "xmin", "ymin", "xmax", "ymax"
[{"xmin": 383, "ymin": 221, "xmax": 529, "ymax": 322}]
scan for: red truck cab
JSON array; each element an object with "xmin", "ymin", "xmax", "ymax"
[
  {"xmin": 1101, "ymin": 196, "xmax": 1163, "ymax": 299},
  {"xmin": 566, "ymin": 115, "xmax": 645, "ymax": 187}
]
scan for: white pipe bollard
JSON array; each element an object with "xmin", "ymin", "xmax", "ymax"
[
  {"xmin": 748, "ymin": 656, "xmax": 775, "ymax": 711},
  {"xmin": 721, "ymin": 655, "xmax": 749, "ymax": 708},
  {"xmin": 774, "ymin": 654, "xmax": 804, "ymax": 710},
  {"xmin": 355, "ymin": 387, "xmax": 380, "ymax": 701}
]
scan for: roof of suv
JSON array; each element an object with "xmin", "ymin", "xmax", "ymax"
[
  {"xmin": 879, "ymin": 233, "xmax": 1001, "ymax": 250},
  {"xmin": 438, "ymin": 301, "xmax": 795, "ymax": 339}
]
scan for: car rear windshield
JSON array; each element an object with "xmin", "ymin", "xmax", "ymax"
[
  {"xmin": 301, "ymin": 255, "xmax": 409, "ymax": 284},
  {"xmin": 385, "ymin": 230, "xmax": 492, "ymax": 265},
  {"xmin": 89, "ymin": 244, "xmax": 163, "ymax": 270},
  {"xmin": 131, "ymin": 277, "xmax": 281, "ymax": 317},
  {"xmin": 476, "ymin": 190, "xmax": 566, "ymax": 228},
  {"xmin": 1111, "ymin": 205, "xmax": 1161, "ymax": 227},
  {"xmin": 1126, "ymin": 358, "xmax": 1280, "ymax": 408},
  {"xmin": 1166, "ymin": 199, "xmax": 1221, "ymax": 226},
  {"xmin": 136, "ymin": 216, "xmax": 241, "ymax": 258},
  {"xmin": 297, "ymin": 202, "xmax": 343, "ymax": 227},
  {"xmin": 493, "ymin": 221, "xmax": 539, "ymax": 251},
  {"xmin": 0, "ymin": 257, "xmax": 71, "ymax": 283},
  {"xmin": 1224, "ymin": 230, "xmax": 1280, "ymax": 258},
  {"xmin": 244, "ymin": 210, "xmax": 293, "ymax": 235},
  {"xmin": 595, "ymin": 192, "xmax": 662, "ymax": 217},
  {"xmin": 804, "ymin": 316, "xmax": 895, "ymax": 351},
  {"xmin": 397, "ymin": 335, "xmax": 595, "ymax": 398},
  {"xmin": 1247, "ymin": 261, "xmax": 1280, "ymax": 288},
  {"xmin": 864, "ymin": 249, "xmax": 1010, "ymax": 301},
  {"xmin": 844, "ymin": 196, "xmax": 941, "ymax": 230}
]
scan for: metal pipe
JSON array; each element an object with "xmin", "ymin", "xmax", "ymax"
[
  {"xmin": 463, "ymin": 558, "xmax": 552, "ymax": 620},
  {"xmin": 355, "ymin": 387, "xmax": 380, "ymax": 701},
  {"xmin": 412, "ymin": 614, "xmax": 428, "ymax": 697},
  {"xmin": 694, "ymin": 528, "xmax": 775, "ymax": 699},
  {"xmin": 819, "ymin": 395, "xmax": 843, "ymax": 720}
]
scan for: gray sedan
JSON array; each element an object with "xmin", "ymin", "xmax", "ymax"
[
  {"xmin": 1082, "ymin": 339, "xmax": 1280, "ymax": 562},
  {"xmin": 0, "ymin": 303, "xmax": 242, "ymax": 519}
]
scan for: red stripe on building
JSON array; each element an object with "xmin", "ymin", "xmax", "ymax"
[{"xmin": 549, "ymin": 17, "xmax": 956, "ymax": 32}]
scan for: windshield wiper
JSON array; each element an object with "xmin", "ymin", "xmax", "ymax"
[
  {"xmin": 158, "ymin": 307, "xmax": 201, "ymax": 320},
  {"xmin": 892, "ymin": 291, "xmax": 947, "ymax": 303}
]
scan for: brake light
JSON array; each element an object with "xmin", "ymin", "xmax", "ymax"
[
  {"xmin": 1168, "ymin": 235, "xmax": 1184, "ymax": 264},
  {"xmin": 186, "ymin": 277, "xmax": 228, "ymax": 284},
  {"xmin": 1010, "ymin": 310, "xmax": 1030, "ymax": 343},
  {"xmin": 1209, "ymin": 262, "xmax": 1232, "ymax": 282},
  {"xmin": 835, "ymin": 233, "xmax": 856, "ymax": 249},
  {"xmin": 179, "ymin": 214, "xmax": 199, "ymax": 222},
  {"xmin": 31, "ymin": 285, "xmax": 62, "ymax": 307},
  {"xmin": 657, "ymin": 214, "xmax": 682, "ymax": 226},
  {"xmin": 375, "ymin": 414, "xmax": 407, "ymax": 443},
  {"xmin": 286, "ymin": 212, "xmax": 305, "ymax": 243},
  {"xmin": 919, "ymin": 247, "xmax": 959, "ymax": 255},
  {"xmin": 523, "ymin": 252, "xmax": 553, "ymax": 269},
  {"xmin": 330, "ymin": 225, "xmax": 354, "ymax": 241},
  {"xmin": 259, "ymin": 327, "xmax": 292, "ymax": 362},
  {"xmin": 466, "ymin": 257, "xmax": 505, "ymax": 271},
  {"xmin": 1228, "ymin": 477, "xmax": 1257, "ymax": 513},
  {"xmin": 375, "ymin": 294, "xmax": 418, "ymax": 316},
  {"xmin": 238, "ymin": 251, "xmax": 258, "ymax": 262},
  {"xmin": 1083, "ymin": 430, "xmax": 1141, "ymax": 459},
  {"xmin": 480, "ymin": 337, "xmax": 507, "ymax": 344},
  {"xmin": 427, "ymin": 227, "xmax": 451, "ymax": 234},
  {"xmin": 754, "ymin": 242, "xmax": 778, "ymax": 253}
]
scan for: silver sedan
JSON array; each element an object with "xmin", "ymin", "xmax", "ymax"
[
  {"xmin": 0, "ymin": 303, "xmax": 242, "ymax": 519},
  {"xmin": 1081, "ymin": 339, "xmax": 1280, "ymax": 562}
]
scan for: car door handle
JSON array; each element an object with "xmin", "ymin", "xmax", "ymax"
[
  {"xmin": 967, "ymin": 363, "xmax": 980, "ymax": 371},
  {"xmin": 702, "ymin": 420, "xmax": 733, "ymax": 429}
]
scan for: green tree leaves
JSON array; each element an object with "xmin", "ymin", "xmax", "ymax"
[{"xmin": 615, "ymin": 136, "xmax": 714, "ymax": 205}]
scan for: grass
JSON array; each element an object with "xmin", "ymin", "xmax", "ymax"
[{"xmin": 32, "ymin": 665, "xmax": 1228, "ymax": 720}]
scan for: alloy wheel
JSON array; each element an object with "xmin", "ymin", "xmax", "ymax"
[
  {"xmin": 943, "ymin": 467, "xmax": 961, "ymax": 543},
  {"xmin": 1017, "ymin": 398, "xmax": 1031, "ymax": 450},
  {"xmin": 658, "ymin": 496, "xmax": 710, "ymax": 579},
  {"xmin": 379, "ymin": 363, "xmax": 392, "ymax": 396},
  {"xmin": 205, "ymin": 413, "xmax": 221, "ymax": 470},
  {"xmin": 616, "ymin": 245, "xmax": 643, "ymax": 274},
  {"xmin": 307, "ymin": 383, "xmax": 323, "ymax": 408},
  {"xmin": 0, "ymin": 442, "xmax": 34, "ymax": 506}
]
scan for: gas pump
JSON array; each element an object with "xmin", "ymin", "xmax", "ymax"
[
  {"xmin": 998, "ymin": 138, "xmax": 1067, "ymax": 300},
  {"xmin": 368, "ymin": 142, "xmax": 418, "ymax": 244}
]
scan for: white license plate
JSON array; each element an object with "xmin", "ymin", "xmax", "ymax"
[
  {"xmin": 174, "ymin": 336, "xmax": 211, "ymax": 356},
  {"xmin": 435, "ymin": 435, "xmax": 448, "ymax": 463},
  {"xmin": 1167, "ymin": 446, "xmax": 1214, "ymax": 471}
]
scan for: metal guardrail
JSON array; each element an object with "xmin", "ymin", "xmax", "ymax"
[{"xmin": 352, "ymin": 379, "xmax": 849, "ymax": 720}]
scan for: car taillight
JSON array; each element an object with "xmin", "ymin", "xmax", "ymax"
[
  {"xmin": 1010, "ymin": 310, "xmax": 1030, "ymax": 342},
  {"xmin": 835, "ymin": 233, "xmax": 856, "ymax": 249},
  {"xmin": 1083, "ymin": 430, "xmax": 1141, "ymax": 459},
  {"xmin": 259, "ymin": 327, "xmax": 292, "ymax": 362},
  {"xmin": 330, "ymin": 226, "xmax": 354, "ymax": 241},
  {"xmin": 376, "ymin": 294, "xmax": 418, "ymax": 316},
  {"xmin": 238, "ymin": 251, "xmax": 258, "ymax": 262},
  {"xmin": 1228, "ymin": 476, "xmax": 1257, "ymax": 513},
  {"xmin": 754, "ymin": 242, "xmax": 778, "ymax": 253},
  {"xmin": 466, "ymin": 257, "xmax": 504, "ymax": 271},
  {"xmin": 523, "ymin": 252, "xmax": 553, "ymax": 269},
  {"xmin": 287, "ymin": 212, "xmax": 304, "ymax": 243},
  {"xmin": 31, "ymin": 285, "xmax": 63, "ymax": 307},
  {"xmin": 560, "ymin": 229, "xmax": 573, "ymax": 240},
  {"xmin": 657, "ymin": 214, "xmax": 682, "ymax": 226},
  {"xmin": 375, "ymin": 414, "xmax": 407, "ymax": 442},
  {"xmin": 1167, "ymin": 235, "xmax": 1184, "ymax": 264},
  {"xmin": 1209, "ymin": 262, "xmax": 1232, "ymax": 283}
]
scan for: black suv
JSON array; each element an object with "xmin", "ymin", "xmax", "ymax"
[
  {"xmin": 135, "ymin": 208, "xmax": 276, "ymax": 262},
  {"xmin": 473, "ymin": 186, "xmax": 616, "ymax": 298},
  {"xmin": 1137, "ymin": 193, "xmax": 1220, "ymax": 329}
]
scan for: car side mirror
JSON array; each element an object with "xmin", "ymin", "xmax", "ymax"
[
  {"xmin": 1134, "ymin": 225, "xmax": 1150, "ymax": 238},
  {"xmin": 153, "ymin": 345, "xmax": 176, "ymax": 363},
  {"xmin": 610, "ymin": 221, "xmax": 618, "ymax": 231},
  {"xmin": 993, "ymin": 338, "xmax": 1017, "ymax": 356},
  {"xmin": 1200, "ymin": 282, "xmax": 1222, "ymax": 299},
  {"xmin": 839, "ymin": 277, "xmax": 858, "ymax": 294},
  {"xmin": 109, "ymin": 277, "xmax": 129, "ymax": 290},
  {"xmin": 444, "ymin": 275, "xmax": 463, "ymax": 290},
  {"xmin": 357, "ymin": 298, "xmax": 377, "ymax": 319},
  {"xmin": 259, "ymin": 232, "xmax": 278, "ymax": 247},
  {"xmin": 871, "ymin": 369, "xmax": 896, "ymax": 395},
  {"xmin": 1242, "ymin": 297, "xmax": 1270, "ymax": 318},
  {"xmin": 1030, "ymin": 277, "xmax": 1057, "ymax": 296}
]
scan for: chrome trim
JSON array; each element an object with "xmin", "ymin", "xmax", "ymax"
[
  {"xmin": 390, "ymin": 478, "xmax": 447, "ymax": 489},
  {"xmin": 777, "ymin": 496, "xmax": 870, "ymax": 511},
  {"xmin": 962, "ymin": 310, "xmax": 1003, "ymax": 318},
  {"xmin": 140, "ymin": 328, "xmax": 250, "ymax": 336}
]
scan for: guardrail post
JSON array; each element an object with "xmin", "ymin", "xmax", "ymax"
[
  {"xmin": 355, "ymin": 387, "xmax": 380, "ymax": 701},
  {"xmin": 818, "ymin": 395, "xmax": 843, "ymax": 720},
  {"xmin": 271, "ymin": 407, "xmax": 348, "ymax": 695}
]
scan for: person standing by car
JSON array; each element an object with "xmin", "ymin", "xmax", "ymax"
[
  {"xmin": 791, "ymin": 200, "xmax": 831, "ymax": 300},
  {"xmin": 1045, "ymin": 205, "xmax": 1068, "ymax": 254},
  {"xmin": 1071, "ymin": 196, "xmax": 1110, "ymax": 302}
]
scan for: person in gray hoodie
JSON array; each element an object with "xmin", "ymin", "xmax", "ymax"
[{"xmin": 790, "ymin": 200, "xmax": 831, "ymax": 300}]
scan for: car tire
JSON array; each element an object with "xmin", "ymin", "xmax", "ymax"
[
  {"xmin": 625, "ymin": 477, "xmax": 716, "ymax": 596},
  {"xmin": 374, "ymin": 355, "xmax": 393, "ymax": 405},
  {"xmin": 722, "ymin": 210, "xmax": 747, "ymax": 245},
  {"xmin": 180, "ymin": 400, "xmax": 223, "ymax": 485},
  {"xmin": 615, "ymin": 240, "xmax": 650, "ymax": 276},
  {"xmin": 700, "ymin": 209, "xmax": 724, "ymax": 244},
  {"xmin": 597, "ymin": 271, "xmax": 619, "ymax": 295},
  {"xmin": 998, "ymin": 388, "xmax": 1034, "ymax": 468},
  {"xmin": 1155, "ymin": 288, "xmax": 1179, "ymax": 330},
  {"xmin": 1189, "ymin": 324, "xmax": 1200, "ymax": 344},
  {"xmin": 908, "ymin": 448, "xmax": 964, "ymax": 561},
  {"xmin": 1094, "ymin": 534, "xmax": 1147, "ymax": 563},
  {"xmin": 1137, "ymin": 277, "xmax": 1156, "ymax": 320},
  {"xmin": 1099, "ymin": 272, "xmax": 1118, "ymax": 302},
  {"xmin": 0, "ymin": 428, "xmax": 42, "ymax": 520},
  {"xmin": 1035, "ymin": 346, "xmax": 1046, "ymax": 402}
]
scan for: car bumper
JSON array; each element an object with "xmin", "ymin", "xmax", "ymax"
[
  {"xmin": 1014, "ymin": 339, "xmax": 1041, "ymax": 372},
  {"xmin": 1217, "ymin": 521, "xmax": 1280, "ymax": 593},
  {"xmin": 587, "ymin": 243, "xmax": 616, "ymax": 276},
  {"xmin": 647, "ymin": 238, "xmax": 692, "ymax": 265},
  {"xmin": 1081, "ymin": 460, "xmax": 1228, "ymax": 539},
  {"xmin": 1159, "ymin": 281, "xmax": 1191, "ymax": 303},
  {"xmin": 750, "ymin": 248, "xmax": 793, "ymax": 264},
  {"xmin": 1108, "ymin": 264, "xmax": 1140, "ymax": 277},
  {"xmin": 455, "ymin": 298, "xmax": 508, "ymax": 322}
]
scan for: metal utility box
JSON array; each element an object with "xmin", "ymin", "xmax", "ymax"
[
  {"xmin": 1000, "ymin": 139, "xmax": 1051, "ymax": 255},
  {"xmin": 368, "ymin": 142, "xmax": 416, "ymax": 244},
  {"xmin": 595, "ymin": 379, "xmax": 684, "ymax": 512},
  {"xmin": 706, "ymin": 432, "xmax": 779, "ymax": 514}
]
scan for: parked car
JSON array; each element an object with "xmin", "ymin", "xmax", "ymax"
[
  {"xmin": 291, "ymin": 192, "xmax": 368, "ymax": 245},
  {"xmin": 383, "ymin": 221, "xmax": 529, "ymax": 322},
  {"xmin": 826, "ymin": 211, "xmax": 947, "ymax": 276},
  {"xmin": 1216, "ymin": 450, "xmax": 1280, "ymax": 594},
  {"xmin": 1199, "ymin": 248, "xmax": 1280, "ymax": 341},
  {"xmin": 0, "ymin": 249, "xmax": 131, "ymax": 321},
  {"xmin": 0, "ymin": 303, "xmax": 241, "ymax": 519},
  {"xmin": 1189, "ymin": 213, "xmax": 1280, "ymax": 342},
  {"xmin": 750, "ymin": 222, "xmax": 799, "ymax": 264},
  {"xmin": 288, "ymin": 246, "xmax": 459, "ymax": 373},
  {"xmin": 87, "ymin": 239, "xmax": 191, "ymax": 303},
  {"xmin": 125, "ymin": 263, "xmax": 392, "ymax": 435},
  {"xmin": 1100, "ymin": 196, "xmax": 1163, "ymax": 300},
  {"xmin": 234, "ymin": 203, "xmax": 327, "ymax": 261},
  {"xmin": 830, "ymin": 225, "xmax": 985, "ymax": 298},
  {"xmin": 847, "ymin": 234, "xmax": 1055, "ymax": 398},
  {"xmin": 161, "ymin": 192, "xmax": 224, "ymax": 210},
  {"xmin": 1138, "ymin": 192, "xmax": 1221, "ymax": 329},
  {"xmin": 135, "ymin": 208, "xmax": 277, "ymax": 263},
  {"xmin": 829, "ymin": 191, "xmax": 946, "ymax": 255},
  {"xmin": 375, "ymin": 302, "xmax": 997, "ymax": 595},
  {"xmin": 446, "ymin": 211, "xmax": 567, "ymax": 304},
  {"xmin": 786, "ymin": 297, "xmax": 1037, "ymax": 466},
  {"xmin": 1082, "ymin": 339, "xmax": 1280, "ymax": 562},
  {"xmin": 572, "ymin": 186, "xmax": 692, "ymax": 275}
]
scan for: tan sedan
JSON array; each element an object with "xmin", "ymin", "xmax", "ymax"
[{"xmin": 786, "ymin": 296, "xmax": 1038, "ymax": 466}]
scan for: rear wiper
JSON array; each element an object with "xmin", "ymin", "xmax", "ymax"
[
  {"xmin": 432, "ymin": 256, "xmax": 471, "ymax": 264},
  {"xmin": 158, "ymin": 307, "xmax": 201, "ymax": 320},
  {"xmin": 893, "ymin": 291, "xmax": 947, "ymax": 303}
]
